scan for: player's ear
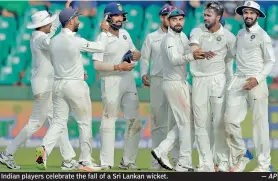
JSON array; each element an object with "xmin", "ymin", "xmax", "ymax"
[{"xmin": 216, "ymin": 15, "xmax": 221, "ymax": 22}]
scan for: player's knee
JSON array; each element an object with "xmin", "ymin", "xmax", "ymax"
[
  {"xmin": 224, "ymin": 121, "xmax": 240, "ymax": 135},
  {"xmin": 100, "ymin": 117, "xmax": 116, "ymax": 130},
  {"xmin": 127, "ymin": 118, "xmax": 142, "ymax": 132},
  {"xmin": 26, "ymin": 119, "xmax": 44, "ymax": 132}
]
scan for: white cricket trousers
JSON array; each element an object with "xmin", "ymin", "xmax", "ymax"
[
  {"xmin": 156, "ymin": 80, "xmax": 193, "ymax": 166},
  {"xmin": 100, "ymin": 73, "xmax": 142, "ymax": 167},
  {"xmin": 150, "ymin": 76, "xmax": 168, "ymax": 167},
  {"xmin": 192, "ymin": 73, "xmax": 229, "ymax": 168},
  {"xmin": 224, "ymin": 76, "xmax": 271, "ymax": 168},
  {"xmin": 42, "ymin": 80, "xmax": 93, "ymax": 163},
  {"xmin": 5, "ymin": 91, "xmax": 75, "ymax": 161}
]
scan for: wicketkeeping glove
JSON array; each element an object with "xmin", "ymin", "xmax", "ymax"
[{"xmin": 122, "ymin": 50, "xmax": 133, "ymax": 63}]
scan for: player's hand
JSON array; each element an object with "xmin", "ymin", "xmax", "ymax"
[
  {"xmin": 100, "ymin": 15, "xmax": 110, "ymax": 32},
  {"xmin": 65, "ymin": 0, "xmax": 72, "ymax": 8},
  {"xmin": 242, "ymin": 77, "xmax": 258, "ymax": 90},
  {"xmin": 132, "ymin": 50, "xmax": 141, "ymax": 61},
  {"xmin": 142, "ymin": 74, "xmax": 150, "ymax": 86},
  {"xmin": 84, "ymin": 73, "xmax": 88, "ymax": 81},
  {"xmin": 204, "ymin": 51, "xmax": 217, "ymax": 60},
  {"xmin": 118, "ymin": 62, "xmax": 135, "ymax": 71},
  {"xmin": 193, "ymin": 49, "xmax": 205, "ymax": 60}
]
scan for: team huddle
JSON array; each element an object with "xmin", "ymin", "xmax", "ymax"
[{"xmin": 0, "ymin": 0, "xmax": 275, "ymax": 172}]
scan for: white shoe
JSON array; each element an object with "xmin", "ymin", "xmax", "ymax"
[
  {"xmin": 78, "ymin": 161, "xmax": 102, "ymax": 172},
  {"xmin": 251, "ymin": 165, "xmax": 274, "ymax": 172},
  {"xmin": 61, "ymin": 160, "xmax": 79, "ymax": 170},
  {"xmin": 196, "ymin": 165, "xmax": 215, "ymax": 172},
  {"xmin": 174, "ymin": 163, "xmax": 195, "ymax": 172},
  {"xmin": 119, "ymin": 158, "xmax": 140, "ymax": 170},
  {"xmin": 0, "ymin": 151, "xmax": 21, "ymax": 170},
  {"xmin": 217, "ymin": 161, "xmax": 229, "ymax": 172},
  {"xmin": 101, "ymin": 165, "xmax": 112, "ymax": 170},
  {"xmin": 151, "ymin": 149, "xmax": 173, "ymax": 170},
  {"xmin": 229, "ymin": 150, "xmax": 254, "ymax": 172}
]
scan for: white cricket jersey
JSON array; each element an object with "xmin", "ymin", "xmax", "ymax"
[
  {"xmin": 49, "ymin": 28, "xmax": 106, "ymax": 80},
  {"xmin": 140, "ymin": 27, "xmax": 167, "ymax": 78},
  {"xmin": 189, "ymin": 25, "xmax": 236, "ymax": 77},
  {"xmin": 30, "ymin": 14, "xmax": 60, "ymax": 95},
  {"xmin": 161, "ymin": 28, "xmax": 194, "ymax": 81},
  {"xmin": 235, "ymin": 23, "xmax": 275, "ymax": 83},
  {"xmin": 93, "ymin": 28, "xmax": 136, "ymax": 77}
]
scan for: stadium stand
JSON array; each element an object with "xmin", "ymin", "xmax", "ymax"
[{"xmin": 0, "ymin": 2, "xmax": 278, "ymax": 87}]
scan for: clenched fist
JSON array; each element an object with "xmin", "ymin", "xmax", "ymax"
[{"xmin": 132, "ymin": 50, "xmax": 141, "ymax": 61}]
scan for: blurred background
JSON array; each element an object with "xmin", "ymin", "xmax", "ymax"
[{"xmin": 0, "ymin": 0, "xmax": 278, "ymax": 151}]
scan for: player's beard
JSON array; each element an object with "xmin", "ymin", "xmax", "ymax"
[
  {"xmin": 162, "ymin": 22, "xmax": 168, "ymax": 30},
  {"xmin": 73, "ymin": 23, "xmax": 79, "ymax": 32},
  {"xmin": 170, "ymin": 24, "xmax": 183, "ymax": 33},
  {"xmin": 111, "ymin": 21, "xmax": 123, "ymax": 31},
  {"xmin": 205, "ymin": 19, "xmax": 216, "ymax": 30},
  {"xmin": 244, "ymin": 17, "xmax": 257, "ymax": 28}
]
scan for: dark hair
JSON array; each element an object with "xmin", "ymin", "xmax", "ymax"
[{"xmin": 205, "ymin": 1, "xmax": 224, "ymax": 17}]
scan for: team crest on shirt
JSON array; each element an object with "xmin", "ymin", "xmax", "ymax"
[
  {"xmin": 123, "ymin": 35, "xmax": 127, "ymax": 40},
  {"xmin": 251, "ymin": 35, "xmax": 255, "ymax": 40},
  {"xmin": 216, "ymin": 36, "xmax": 221, "ymax": 41}
]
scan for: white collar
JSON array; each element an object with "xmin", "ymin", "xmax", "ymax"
[
  {"xmin": 157, "ymin": 25, "xmax": 167, "ymax": 34},
  {"xmin": 32, "ymin": 30, "xmax": 46, "ymax": 36},
  {"xmin": 168, "ymin": 27, "xmax": 181, "ymax": 37},
  {"xmin": 246, "ymin": 22, "xmax": 260, "ymax": 33},
  {"xmin": 203, "ymin": 24, "xmax": 224, "ymax": 36},
  {"xmin": 61, "ymin": 28, "xmax": 76, "ymax": 36}
]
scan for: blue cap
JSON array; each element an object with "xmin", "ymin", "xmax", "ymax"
[
  {"xmin": 159, "ymin": 5, "xmax": 174, "ymax": 16},
  {"xmin": 104, "ymin": 2, "xmax": 127, "ymax": 16},
  {"xmin": 59, "ymin": 8, "xmax": 80, "ymax": 25}
]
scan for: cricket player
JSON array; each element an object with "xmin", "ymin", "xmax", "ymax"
[
  {"xmin": 35, "ymin": 7, "xmax": 109, "ymax": 171},
  {"xmin": 189, "ymin": 1, "xmax": 236, "ymax": 172},
  {"xmin": 151, "ymin": 9, "xmax": 206, "ymax": 172},
  {"xmin": 140, "ymin": 5, "xmax": 175, "ymax": 170},
  {"xmin": 225, "ymin": 1, "xmax": 275, "ymax": 172},
  {"xmin": 93, "ymin": 2, "xmax": 142, "ymax": 170},
  {"xmin": 0, "ymin": 1, "xmax": 78, "ymax": 170}
]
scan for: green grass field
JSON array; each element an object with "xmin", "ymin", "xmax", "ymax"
[{"xmin": 0, "ymin": 148, "xmax": 277, "ymax": 172}]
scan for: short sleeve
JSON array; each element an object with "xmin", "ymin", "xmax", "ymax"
[{"xmin": 189, "ymin": 28, "xmax": 202, "ymax": 45}]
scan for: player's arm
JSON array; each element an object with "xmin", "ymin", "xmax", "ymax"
[
  {"xmin": 225, "ymin": 33, "xmax": 237, "ymax": 84},
  {"xmin": 126, "ymin": 32, "xmax": 141, "ymax": 61},
  {"xmin": 140, "ymin": 35, "xmax": 151, "ymax": 86},
  {"xmin": 79, "ymin": 14, "xmax": 110, "ymax": 53},
  {"xmin": 164, "ymin": 37, "xmax": 204, "ymax": 66},
  {"xmin": 254, "ymin": 34, "xmax": 275, "ymax": 84},
  {"xmin": 93, "ymin": 35, "xmax": 134, "ymax": 72},
  {"xmin": 189, "ymin": 28, "xmax": 216, "ymax": 59},
  {"xmin": 79, "ymin": 32, "xmax": 108, "ymax": 53},
  {"xmin": 48, "ymin": 0, "xmax": 72, "ymax": 38},
  {"xmin": 93, "ymin": 58, "xmax": 134, "ymax": 72}
]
